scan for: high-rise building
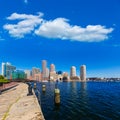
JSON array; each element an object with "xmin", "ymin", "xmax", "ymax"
[
  {"xmin": 42, "ymin": 60, "xmax": 47, "ymax": 79},
  {"xmin": 2, "ymin": 62, "xmax": 16, "ymax": 79},
  {"xmin": 49, "ymin": 63, "xmax": 57, "ymax": 81},
  {"xmin": 80, "ymin": 65, "xmax": 86, "ymax": 81},
  {"xmin": 50, "ymin": 64, "xmax": 55, "ymax": 72},
  {"xmin": 50, "ymin": 72, "xmax": 57, "ymax": 81},
  {"xmin": 32, "ymin": 67, "xmax": 40, "ymax": 77},
  {"xmin": 2, "ymin": 63, "xmax": 5, "ymax": 76},
  {"xmin": 70, "ymin": 66, "xmax": 76, "ymax": 77},
  {"xmin": 46, "ymin": 68, "xmax": 49, "ymax": 78},
  {"xmin": 24, "ymin": 70, "xmax": 31, "ymax": 79},
  {"xmin": 34, "ymin": 73, "xmax": 42, "ymax": 81}
]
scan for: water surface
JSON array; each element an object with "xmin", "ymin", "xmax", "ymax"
[{"xmin": 35, "ymin": 82, "xmax": 120, "ymax": 120}]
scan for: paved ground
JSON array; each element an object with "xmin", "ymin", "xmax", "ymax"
[{"xmin": 0, "ymin": 83, "xmax": 45, "ymax": 120}]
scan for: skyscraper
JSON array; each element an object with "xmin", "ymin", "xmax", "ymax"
[
  {"xmin": 2, "ymin": 62, "xmax": 16, "ymax": 79},
  {"xmin": 70, "ymin": 66, "xmax": 76, "ymax": 77},
  {"xmin": 46, "ymin": 68, "xmax": 49, "ymax": 78},
  {"xmin": 2, "ymin": 62, "xmax": 5, "ymax": 76},
  {"xmin": 80, "ymin": 65, "xmax": 86, "ymax": 81},
  {"xmin": 42, "ymin": 60, "xmax": 47, "ymax": 79},
  {"xmin": 32, "ymin": 67, "xmax": 40, "ymax": 77},
  {"xmin": 24, "ymin": 70, "xmax": 31, "ymax": 79},
  {"xmin": 49, "ymin": 63, "xmax": 57, "ymax": 81},
  {"xmin": 50, "ymin": 64, "xmax": 55, "ymax": 72}
]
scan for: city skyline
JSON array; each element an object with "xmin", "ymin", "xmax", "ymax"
[
  {"xmin": 1, "ymin": 61, "xmax": 87, "ymax": 77},
  {"xmin": 1, "ymin": 60, "xmax": 120, "ymax": 79},
  {"xmin": 1, "ymin": 61, "xmax": 87, "ymax": 82},
  {"xmin": 0, "ymin": 0, "xmax": 120, "ymax": 77}
]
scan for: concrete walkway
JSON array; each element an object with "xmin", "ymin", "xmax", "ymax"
[{"xmin": 0, "ymin": 83, "xmax": 45, "ymax": 120}]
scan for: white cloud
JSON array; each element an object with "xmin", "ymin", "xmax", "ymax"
[
  {"xmin": 35, "ymin": 18, "xmax": 113, "ymax": 42},
  {"xmin": 7, "ymin": 12, "xmax": 43, "ymax": 20},
  {"xmin": 3, "ymin": 13, "xmax": 43, "ymax": 38},
  {"xmin": 3, "ymin": 12, "xmax": 114, "ymax": 42}
]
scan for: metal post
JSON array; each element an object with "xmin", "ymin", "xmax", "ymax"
[
  {"xmin": 42, "ymin": 85, "xmax": 46, "ymax": 92},
  {"xmin": 54, "ymin": 88, "xmax": 60, "ymax": 105}
]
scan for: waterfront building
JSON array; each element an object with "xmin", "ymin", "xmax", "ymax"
[
  {"xmin": 70, "ymin": 66, "xmax": 80, "ymax": 80},
  {"xmin": 50, "ymin": 71, "xmax": 57, "ymax": 81},
  {"xmin": 24, "ymin": 70, "xmax": 31, "ymax": 79},
  {"xmin": 42, "ymin": 60, "xmax": 47, "ymax": 80},
  {"xmin": 57, "ymin": 74, "xmax": 63, "ymax": 81},
  {"xmin": 2, "ymin": 62, "xmax": 16, "ymax": 79},
  {"xmin": 63, "ymin": 72, "xmax": 69, "ymax": 81},
  {"xmin": 80, "ymin": 65, "xmax": 86, "ymax": 81},
  {"xmin": 34, "ymin": 73, "xmax": 42, "ymax": 81},
  {"xmin": 49, "ymin": 64, "xmax": 57, "ymax": 81},
  {"xmin": 50, "ymin": 64, "xmax": 55, "ymax": 72},
  {"xmin": 12, "ymin": 70, "xmax": 26, "ymax": 80},
  {"xmin": 70, "ymin": 66, "xmax": 76, "ymax": 77},
  {"xmin": 32, "ymin": 67, "xmax": 40, "ymax": 77},
  {"xmin": 56, "ymin": 71, "xmax": 63, "ymax": 81},
  {"xmin": 46, "ymin": 68, "xmax": 49, "ymax": 78}
]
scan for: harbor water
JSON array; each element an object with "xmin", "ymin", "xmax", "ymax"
[{"xmin": 35, "ymin": 82, "xmax": 120, "ymax": 120}]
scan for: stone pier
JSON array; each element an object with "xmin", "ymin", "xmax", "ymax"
[{"xmin": 0, "ymin": 83, "xmax": 45, "ymax": 120}]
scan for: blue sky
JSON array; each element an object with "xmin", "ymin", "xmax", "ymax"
[{"xmin": 0, "ymin": 0, "xmax": 120, "ymax": 77}]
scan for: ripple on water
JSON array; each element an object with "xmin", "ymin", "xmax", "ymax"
[{"xmin": 34, "ymin": 82, "xmax": 120, "ymax": 120}]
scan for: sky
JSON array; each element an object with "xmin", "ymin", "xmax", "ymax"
[{"xmin": 0, "ymin": 0, "xmax": 120, "ymax": 77}]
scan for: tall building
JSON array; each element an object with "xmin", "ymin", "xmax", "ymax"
[
  {"xmin": 50, "ymin": 72, "xmax": 57, "ymax": 81},
  {"xmin": 49, "ymin": 63, "xmax": 57, "ymax": 81},
  {"xmin": 70, "ymin": 66, "xmax": 76, "ymax": 77},
  {"xmin": 46, "ymin": 68, "xmax": 49, "ymax": 78},
  {"xmin": 12, "ymin": 70, "xmax": 26, "ymax": 80},
  {"xmin": 2, "ymin": 62, "xmax": 16, "ymax": 79},
  {"xmin": 42, "ymin": 60, "xmax": 47, "ymax": 79},
  {"xmin": 34, "ymin": 73, "xmax": 42, "ymax": 81},
  {"xmin": 80, "ymin": 65, "xmax": 86, "ymax": 81},
  {"xmin": 50, "ymin": 64, "xmax": 55, "ymax": 72},
  {"xmin": 24, "ymin": 70, "xmax": 31, "ymax": 79},
  {"xmin": 2, "ymin": 63, "xmax": 5, "ymax": 76},
  {"xmin": 32, "ymin": 67, "xmax": 40, "ymax": 77}
]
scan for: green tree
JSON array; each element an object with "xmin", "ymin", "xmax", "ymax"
[
  {"xmin": 0, "ymin": 75, "xmax": 4, "ymax": 79},
  {"xmin": 0, "ymin": 75, "xmax": 9, "ymax": 83}
]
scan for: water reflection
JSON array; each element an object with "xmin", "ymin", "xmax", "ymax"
[
  {"xmin": 71, "ymin": 81, "xmax": 77, "ymax": 89},
  {"xmin": 79, "ymin": 82, "xmax": 88, "ymax": 115},
  {"xmin": 34, "ymin": 82, "xmax": 120, "ymax": 120},
  {"xmin": 81, "ymin": 82, "xmax": 87, "ymax": 90},
  {"xmin": 80, "ymin": 82, "xmax": 87, "ymax": 99},
  {"xmin": 53, "ymin": 104, "xmax": 60, "ymax": 111}
]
